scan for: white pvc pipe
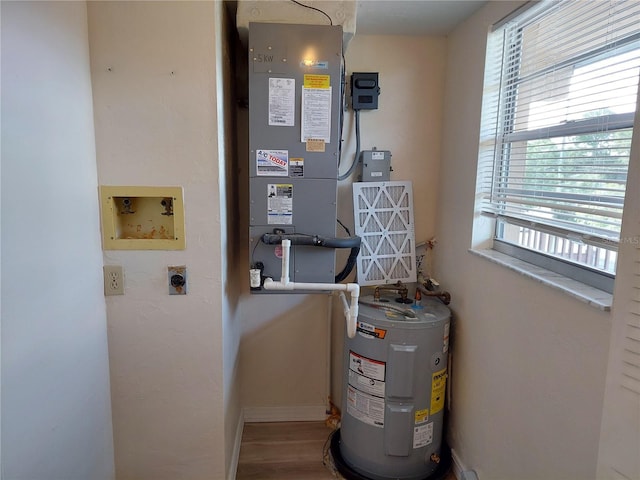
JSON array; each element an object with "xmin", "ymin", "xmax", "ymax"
[
  {"xmin": 281, "ymin": 238, "xmax": 290, "ymax": 285},
  {"xmin": 263, "ymin": 239, "xmax": 360, "ymax": 338},
  {"xmin": 339, "ymin": 291, "xmax": 358, "ymax": 338}
]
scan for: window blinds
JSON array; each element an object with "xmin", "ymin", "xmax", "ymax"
[{"xmin": 478, "ymin": 0, "xmax": 640, "ymax": 244}]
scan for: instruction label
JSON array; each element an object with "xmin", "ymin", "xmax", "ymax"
[
  {"xmin": 430, "ymin": 368, "xmax": 447, "ymax": 415},
  {"xmin": 257, "ymin": 149, "xmax": 288, "ymax": 176},
  {"xmin": 349, "ymin": 351, "xmax": 385, "ymax": 381},
  {"xmin": 346, "ymin": 385, "xmax": 385, "ymax": 428},
  {"xmin": 347, "ymin": 351, "xmax": 386, "ymax": 427},
  {"xmin": 413, "ymin": 422, "xmax": 434, "ymax": 449},
  {"xmin": 348, "ymin": 369, "xmax": 385, "ymax": 397},
  {"xmin": 289, "ymin": 158, "xmax": 304, "ymax": 177},
  {"xmin": 267, "ymin": 184, "xmax": 293, "ymax": 225},
  {"xmin": 301, "ymin": 87, "xmax": 332, "ymax": 143},
  {"xmin": 268, "ymin": 78, "xmax": 295, "ymax": 126}
]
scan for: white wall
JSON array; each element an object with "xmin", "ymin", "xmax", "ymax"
[
  {"xmin": 331, "ymin": 33, "xmax": 447, "ymax": 405},
  {"xmin": 87, "ymin": 2, "xmax": 239, "ymax": 478},
  {"xmin": 338, "ymin": 34, "xmax": 447, "ymax": 246},
  {"xmin": 1, "ymin": 2, "xmax": 115, "ymax": 479},
  {"xmin": 240, "ymin": 294, "xmax": 332, "ymax": 419},
  {"xmin": 436, "ymin": 2, "xmax": 613, "ymax": 479}
]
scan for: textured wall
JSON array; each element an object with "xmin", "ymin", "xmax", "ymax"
[
  {"xmin": 331, "ymin": 33, "xmax": 447, "ymax": 405},
  {"xmin": 1, "ymin": 2, "xmax": 115, "ymax": 478},
  {"xmin": 87, "ymin": 2, "xmax": 229, "ymax": 478},
  {"xmin": 436, "ymin": 2, "xmax": 612, "ymax": 479}
]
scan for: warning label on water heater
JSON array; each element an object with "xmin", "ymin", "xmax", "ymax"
[
  {"xmin": 431, "ymin": 368, "xmax": 447, "ymax": 415},
  {"xmin": 413, "ymin": 422, "xmax": 434, "ymax": 449},
  {"xmin": 346, "ymin": 351, "xmax": 386, "ymax": 427},
  {"xmin": 346, "ymin": 385, "xmax": 385, "ymax": 428},
  {"xmin": 349, "ymin": 351, "xmax": 385, "ymax": 381},
  {"xmin": 348, "ymin": 369, "xmax": 385, "ymax": 397}
]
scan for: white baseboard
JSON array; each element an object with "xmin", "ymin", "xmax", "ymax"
[
  {"xmin": 451, "ymin": 448, "xmax": 479, "ymax": 480},
  {"xmin": 451, "ymin": 448, "xmax": 465, "ymax": 480},
  {"xmin": 227, "ymin": 409, "xmax": 244, "ymax": 480},
  {"xmin": 243, "ymin": 405, "xmax": 327, "ymax": 423}
]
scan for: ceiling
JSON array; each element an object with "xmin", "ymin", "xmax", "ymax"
[
  {"xmin": 232, "ymin": 1, "xmax": 489, "ymax": 45},
  {"xmin": 355, "ymin": 0, "xmax": 487, "ymax": 35}
]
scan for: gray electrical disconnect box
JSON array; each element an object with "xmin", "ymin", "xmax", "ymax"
[
  {"xmin": 248, "ymin": 23, "xmax": 343, "ymax": 289},
  {"xmin": 361, "ymin": 149, "xmax": 391, "ymax": 182}
]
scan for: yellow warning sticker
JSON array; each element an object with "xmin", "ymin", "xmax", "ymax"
[
  {"xmin": 304, "ymin": 74, "xmax": 330, "ymax": 89},
  {"xmin": 415, "ymin": 408, "xmax": 429, "ymax": 424},
  {"xmin": 430, "ymin": 368, "xmax": 447, "ymax": 415}
]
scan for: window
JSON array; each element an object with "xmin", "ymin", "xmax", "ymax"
[{"xmin": 477, "ymin": 0, "xmax": 640, "ymax": 292}]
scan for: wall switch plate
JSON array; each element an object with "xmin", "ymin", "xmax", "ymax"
[
  {"xmin": 168, "ymin": 266, "xmax": 187, "ymax": 295},
  {"xmin": 104, "ymin": 265, "xmax": 124, "ymax": 295}
]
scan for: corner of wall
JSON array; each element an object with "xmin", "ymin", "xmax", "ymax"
[{"xmin": 227, "ymin": 409, "xmax": 245, "ymax": 480}]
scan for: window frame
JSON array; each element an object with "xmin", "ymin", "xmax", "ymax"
[{"xmin": 478, "ymin": 1, "xmax": 640, "ymax": 290}]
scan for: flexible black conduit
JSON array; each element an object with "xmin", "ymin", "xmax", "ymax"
[{"xmin": 335, "ymin": 245, "xmax": 359, "ymax": 283}]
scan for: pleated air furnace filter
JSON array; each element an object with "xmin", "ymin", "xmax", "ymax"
[{"xmin": 352, "ymin": 181, "xmax": 417, "ymax": 286}]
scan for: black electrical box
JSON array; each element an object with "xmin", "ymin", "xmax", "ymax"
[{"xmin": 351, "ymin": 72, "xmax": 380, "ymax": 110}]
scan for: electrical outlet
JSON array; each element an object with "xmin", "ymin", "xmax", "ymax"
[
  {"xmin": 168, "ymin": 266, "xmax": 187, "ymax": 295},
  {"xmin": 104, "ymin": 265, "xmax": 124, "ymax": 295}
]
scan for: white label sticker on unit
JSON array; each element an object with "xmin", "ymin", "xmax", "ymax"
[
  {"xmin": 348, "ymin": 369, "xmax": 385, "ymax": 397},
  {"xmin": 289, "ymin": 158, "xmax": 304, "ymax": 177},
  {"xmin": 301, "ymin": 87, "xmax": 332, "ymax": 143},
  {"xmin": 413, "ymin": 422, "xmax": 434, "ymax": 449},
  {"xmin": 267, "ymin": 184, "xmax": 293, "ymax": 225},
  {"xmin": 346, "ymin": 385, "xmax": 384, "ymax": 428},
  {"xmin": 268, "ymin": 78, "xmax": 295, "ymax": 126},
  {"xmin": 372, "ymin": 151, "xmax": 385, "ymax": 160},
  {"xmin": 257, "ymin": 149, "xmax": 288, "ymax": 176},
  {"xmin": 349, "ymin": 351, "xmax": 385, "ymax": 381}
]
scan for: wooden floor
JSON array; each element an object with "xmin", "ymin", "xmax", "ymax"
[
  {"xmin": 237, "ymin": 422, "xmax": 337, "ymax": 479},
  {"xmin": 236, "ymin": 421, "xmax": 455, "ymax": 480}
]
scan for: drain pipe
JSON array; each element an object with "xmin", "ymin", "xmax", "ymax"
[{"xmin": 263, "ymin": 239, "xmax": 360, "ymax": 338}]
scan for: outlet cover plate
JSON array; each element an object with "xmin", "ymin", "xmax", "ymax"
[{"xmin": 104, "ymin": 265, "xmax": 124, "ymax": 295}]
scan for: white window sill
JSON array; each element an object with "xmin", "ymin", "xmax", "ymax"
[{"xmin": 469, "ymin": 248, "xmax": 612, "ymax": 311}]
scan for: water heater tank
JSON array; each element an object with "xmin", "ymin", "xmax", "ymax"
[{"xmin": 337, "ymin": 295, "xmax": 450, "ymax": 480}]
